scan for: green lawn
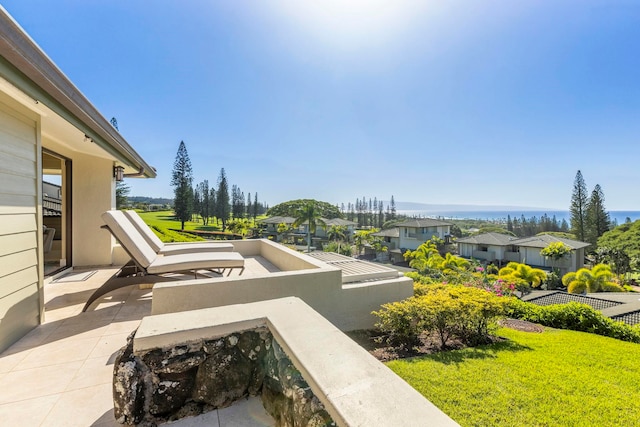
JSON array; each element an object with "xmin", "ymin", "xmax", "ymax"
[
  {"xmin": 136, "ymin": 210, "xmax": 267, "ymax": 242},
  {"xmin": 137, "ymin": 210, "xmax": 222, "ymax": 232},
  {"xmin": 387, "ymin": 327, "xmax": 640, "ymax": 427}
]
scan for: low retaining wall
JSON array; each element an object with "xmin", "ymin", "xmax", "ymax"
[
  {"xmin": 151, "ymin": 239, "xmax": 414, "ymax": 331},
  {"xmin": 119, "ymin": 297, "xmax": 459, "ymax": 426},
  {"xmin": 114, "ymin": 327, "xmax": 334, "ymax": 425}
]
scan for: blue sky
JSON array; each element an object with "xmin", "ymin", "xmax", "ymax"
[{"xmin": 4, "ymin": 1, "xmax": 640, "ymax": 210}]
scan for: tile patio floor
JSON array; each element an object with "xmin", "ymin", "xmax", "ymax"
[{"xmin": 0, "ymin": 267, "xmax": 274, "ymax": 427}]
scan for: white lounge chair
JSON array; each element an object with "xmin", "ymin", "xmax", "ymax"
[
  {"xmin": 122, "ymin": 210, "xmax": 234, "ymax": 255},
  {"xmin": 103, "ymin": 210, "xmax": 244, "ymax": 276},
  {"xmin": 83, "ymin": 210, "xmax": 245, "ymax": 312}
]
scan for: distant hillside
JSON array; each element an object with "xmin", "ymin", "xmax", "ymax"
[{"xmin": 129, "ymin": 196, "xmax": 173, "ymax": 205}]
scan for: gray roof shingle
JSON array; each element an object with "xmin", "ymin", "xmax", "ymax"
[
  {"xmin": 456, "ymin": 232, "xmax": 517, "ymax": 246},
  {"xmin": 395, "ymin": 218, "xmax": 453, "ymax": 228}
]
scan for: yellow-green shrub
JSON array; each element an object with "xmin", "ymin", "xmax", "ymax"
[{"xmin": 373, "ymin": 286, "xmax": 507, "ymax": 349}]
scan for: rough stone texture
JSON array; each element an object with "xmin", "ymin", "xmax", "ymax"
[
  {"xmin": 261, "ymin": 339, "xmax": 335, "ymax": 427},
  {"xmin": 142, "ymin": 346, "xmax": 206, "ymax": 374},
  {"xmin": 193, "ymin": 345, "xmax": 252, "ymax": 407},
  {"xmin": 113, "ymin": 327, "xmax": 335, "ymax": 426},
  {"xmin": 113, "ymin": 330, "xmax": 145, "ymax": 425},
  {"xmin": 150, "ymin": 370, "xmax": 196, "ymax": 415}
]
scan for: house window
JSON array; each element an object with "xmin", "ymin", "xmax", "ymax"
[{"xmin": 479, "ymin": 246, "xmax": 488, "ymax": 252}]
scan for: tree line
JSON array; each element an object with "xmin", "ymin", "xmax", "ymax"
[
  {"xmin": 172, "ymin": 141, "xmax": 268, "ymax": 230},
  {"xmin": 340, "ymin": 195, "xmax": 397, "ymax": 228},
  {"xmin": 506, "ymin": 214, "xmax": 570, "ymax": 237}
]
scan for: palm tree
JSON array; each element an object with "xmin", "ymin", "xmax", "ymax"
[
  {"xmin": 562, "ymin": 264, "xmax": 621, "ymax": 294},
  {"xmin": 327, "ymin": 225, "xmax": 347, "ymax": 253},
  {"xmin": 293, "ymin": 201, "xmax": 326, "ymax": 253},
  {"xmin": 434, "ymin": 253, "xmax": 470, "ymax": 273},
  {"xmin": 499, "ymin": 262, "xmax": 547, "ymax": 293}
]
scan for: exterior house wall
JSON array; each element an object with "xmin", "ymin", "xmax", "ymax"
[
  {"xmin": 72, "ymin": 153, "xmax": 115, "ymax": 266},
  {"xmin": 398, "ymin": 225, "xmax": 450, "ymax": 251},
  {"xmin": 0, "ymin": 96, "xmax": 42, "ymax": 353},
  {"xmin": 520, "ymin": 247, "xmax": 545, "ymax": 268},
  {"xmin": 458, "ymin": 242, "xmax": 474, "ymax": 258}
]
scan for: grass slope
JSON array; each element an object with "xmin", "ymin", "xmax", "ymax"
[
  {"xmin": 137, "ymin": 210, "xmax": 267, "ymax": 242},
  {"xmin": 387, "ymin": 327, "xmax": 640, "ymax": 426}
]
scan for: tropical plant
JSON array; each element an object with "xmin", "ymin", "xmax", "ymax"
[
  {"xmin": 598, "ymin": 220, "xmax": 640, "ymax": 265},
  {"xmin": 226, "ymin": 218, "xmax": 250, "ymax": 237},
  {"xmin": 293, "ymin": 201, "xmax": 327, "ymax": 252},
  {"xmin": 540, "ymin": 241, "xmax": 572, "ymax": 274},
  {"xmin": 562, "ymin": 264, "xmax": 623, "ymax": 294},
  {"xmin": 323, "ymin": 241, "xmax": 353, "ymax": 256},
  {"xmin": 268, "ymin": 199, "xmax": 342, "ymax": 219},
  {"xmin": 498, "ymin": 262, "xmax": 547, "ymax": 294},
  {"xmin": 432, "ymin": 252, "xmax": 470, "ymax": 274},
  {"xmin": 403, "ymin": 239, "xmax": 440, "ymax": 271},
  {"xmin": 327, "ymin": 225, "xmax": 347, "ymax": 253}
]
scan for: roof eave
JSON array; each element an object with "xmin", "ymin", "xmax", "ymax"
[{"xmin": 0, "ymin": 7, "xmax": 156, "ymax": 178}]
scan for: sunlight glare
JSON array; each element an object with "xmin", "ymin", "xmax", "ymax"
[{"xmin": 273, "ymin": 0, "xmax": 429, "ymax": 54}]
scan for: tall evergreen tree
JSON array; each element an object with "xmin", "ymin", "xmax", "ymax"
[
  {"xmin": 390, "ymin": 195, "xmax": 397, "ymax": 220},
  {"xmin": 570, "ymin": 170, "xmax": 589, "ymax": 241},
  {"xmin": 209, "ymin": 187, "xmax": 217, "ymax": 222},
  {"xmin": 253, "ymin": 192, "xmax": 258, "ymax": 220},
  {"xmin": 171, "ymin": 141, "xmax": 193, "ymax": 230},
  {"xmin": 196, "ymin": 180, "xmax": 210, "ymax": 225},
  {"xmin": 216, "ymin": 168, "xmax": 230, "ymax": 231},
  {"xmin": 115, "ymin": 181, "xmax": 130, "ymax": 209},
  {"xmin": 585, "ymin": 184, "xmax": 611, "ymax": 245}
]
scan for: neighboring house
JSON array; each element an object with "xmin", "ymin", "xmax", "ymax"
[
  {"xmin": 0, "ymin": 9, "xmax": 155, "ymax": 352},
  {"xmin": 456, "ymin": 232, "xmax": 519, "ymax": 264},
  {"xmin": 314, "ymin": 218, "xmax": 357, "ymax": 241},
  {"xmin": 370, "ymin": 218, "xmax": 452, "ymax": 263},
  {"xmin": 394, "ymin": 218, "xmax": 453, "ymax": 251},
  {"xmin": 259, "ymin": 216, "xmax": 357, "ymax": 242},
  {"xmin": 371, "ymin": 227, "xmax": 400, "ymax": 249},
  {"xmin": 258, "ymin": 216, "xmax": 297, "ymax": 241},
  {"xmin": 457, "ymin": 232, "xmax": 590, "ymax": 275}
]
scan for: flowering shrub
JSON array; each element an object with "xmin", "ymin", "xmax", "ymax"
[{"xmin": 465, "ymin": 278, "xmax": 516, "ymax": 297}]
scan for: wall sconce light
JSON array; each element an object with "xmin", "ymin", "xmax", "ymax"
[{"xmin": 113, "ymin": 166, "xmax": 125, "ymax": 182}]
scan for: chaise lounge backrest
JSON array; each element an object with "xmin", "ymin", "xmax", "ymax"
[
  {"xmin": 122, "ymin": 210, "xmax": 165, "ymax": 252},
  {"xmin": 102, "ymin": 210, "xmax": 157, "ymax": 269}
]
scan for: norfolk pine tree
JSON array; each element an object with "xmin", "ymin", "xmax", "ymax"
[
  {"xmin": 171, "ymin": 141, "xmax": 193, "ymax": 230},
  {"xmin": 216, "ymin": 168, "xmax": 230, "ymax": 231},
  {"xmin": 570, "ymin": 170, "xmax": 588, "ymax": 241},
  {"xmin": 585, "ymin": 184, "xmax": 611, "ymax": 245}
]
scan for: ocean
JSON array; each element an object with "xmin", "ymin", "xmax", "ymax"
[{"xmin": 397, "ymin": 210, "xmax": 640, "ymax": 225}]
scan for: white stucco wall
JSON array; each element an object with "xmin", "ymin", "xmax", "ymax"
[
  {"xmin": 152, "ymin": 239, "xmax": 414, "ymax": 331},
  {"xmin": 71, "ymin": 153, "xmax": 114, "ymax": 266}
]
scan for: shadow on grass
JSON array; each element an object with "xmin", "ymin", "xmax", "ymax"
[
  {"xmin": 418, "ymin": 340, "xmax": 533, "ymax": 365},
  {"xmin": 153, "ymin": 214, "xmax": 177, "ymax": 221},
  {"xmin": 194, "ymin": 225, "xmax": 222, "ymax": 232}
]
